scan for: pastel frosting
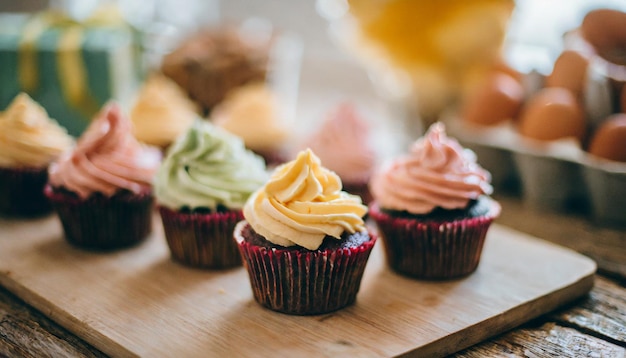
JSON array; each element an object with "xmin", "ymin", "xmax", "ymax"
[
  {"xmin": 155, "ymin": 121, "xmax": 268, "ymax": 210},
  {"xmin": 48, "ymin": 103, "xmax": 161, "ymax": 199},
  {"xmin": 305, "ymin": 103, "xmax": 376, "ymax": 182},
  {"xmin": 244, "ymin": 149, "xmax": 368, "ymax": 250},
  {"xmin": 0, "ymin": 93, "xmax": 74, "ymax": 168},
  {"xmin": 131, "ymin": 74, "xmax": 198, "ymax": 147},
  {"xmin": 213, "ymin": 83, "xmax": 289, "ymax": 152},
  {"xmin": 370, "ymin": 122, "xmax": 493, "ymax": 214}
]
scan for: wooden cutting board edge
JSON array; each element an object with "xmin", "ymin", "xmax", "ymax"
[
  {"xmin": 0, "ymin": 274, "xmax": 136, "ymax": 358},
  {"xmin": 406, "ymin": 271, "xmax": 596, "ymax": 357}
]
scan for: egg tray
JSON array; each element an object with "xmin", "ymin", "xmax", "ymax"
[{"xmin": 445, "ymin": 118, "xmax": 626, "ymax": 228}]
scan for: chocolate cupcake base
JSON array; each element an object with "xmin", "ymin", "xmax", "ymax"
[
  {"xmin": 234, "ymin": 221, "xmax": 376, "ymax": 315},
  {"xmin": 159, "ymin": 206, "xmax": 243, "ymax": 269},
  {"xmin": 369, "ymin": 200, "xmax": 500, "ymax": 280},
  {"xmin": 0, "ymin": 166, "xmax": 51, "ymax": 217},
  {"xmin": 44, "ymin": 186, "xmax": 153, "ymax": 250}
]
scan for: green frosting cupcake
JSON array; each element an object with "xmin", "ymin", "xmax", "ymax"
[{"xmin": 155, "ymin": 121, "xmax": 268, "ymax": 210}]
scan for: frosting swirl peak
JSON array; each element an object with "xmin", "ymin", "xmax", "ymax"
[
  {"xmin": 131, "ymin": 74, "xmax": 198, "ymax": 147},
  {"xmin": 48, "ymin": 103, "xmax": 161, "ymax": 198},
  {"xmin": 371, "ymin": 122, "xmax": 493, "ymax": 214},
  {"xmin": 244, "ymin": 149, "xmax": 367, "ymax": 250},
  {"xmin": 0, "ymin": 93, "xmax": 74, "ymax": 168},
  {"xmin": 213, "ymin": 83, "xmax": 289, "ymax": 152}
]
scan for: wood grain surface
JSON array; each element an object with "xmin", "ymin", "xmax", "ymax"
[
  {"xmin": 0, "ymin": 285, "xmax": 107, "ymax": 358},
  {"xmin": 494, "ymin": 194, "xmax": 626, "ymax": 280},
  {"xmin": 0, "ymin": 214, "xmax": 595, "ymax": 357},
  {"xmin": 454, "ymin": 276, "xmax": 626, "ymax": 357}
]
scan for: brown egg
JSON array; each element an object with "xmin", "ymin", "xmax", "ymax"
[
  {"xmin": 588, "ymin": 113, "xmax": 626, "ymax": 162},
  {"xmin": 491, "ymin": 58, "xmax": 523, "ymax": 83},
  {"xmin": 581, "ymin": 9, "xmax": 626, "ymax": 65},
  {"xmin": 462, "ymin": 72, "xmax": 524, "ymax": 125},
  {"xmin": 545, "ymin": 50, "xmax": 590, "ymax": 97},
  {"xmin": 518, "ymin": 87, "xmax": 586, "ymax": 141},
  {"xmin": 563, "ymin": 28, "xmax": 597, "ymax": 56}
]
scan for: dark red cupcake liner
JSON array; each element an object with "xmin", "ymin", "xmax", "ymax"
[
  {"xmin": 369, "ymin": 201, "xmax": 500, "ymax": 280},
  {"xmin": 44, "ymin": 185, "xmax": 153, "ymax": 250},
  {"xmin": 159, "ymin": 206, "xmax": 244, "ymax": 269},
  {"xmin": 0, "ymin": 166, "xmax": 51, "ymax": 217},
  {"xmin": 234, "ymin": 221, "xmax": 377, "ymax": 315}
]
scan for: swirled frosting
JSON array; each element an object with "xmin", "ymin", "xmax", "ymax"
[
  {"xmin": 370, "ymin": 122, "xmax": 493, "ymax": 214},
  {"xmin": 244, "ymin": 149, "xmax": 367, "ymax": 250},
  {"xmin": 48, "ymin": 103, "xmax": 161, "ymax": 199},
  {"xmin": 155, "ymin": 121, "xmax": 268, "ymax": 210},
  {"xmin": 131, "ymin": 74, "xmax": 198, "ymax": 147},
  {"xmin": 0, "ymin": 93, "xmax": 74, "ymax": 168},
  {"xmin": 213, "ymin": 83, "xmax": 289, "ymax": 152},
  {"xmin": 305, "ymin": 103, "xmax": 376, "ymax": 182}
]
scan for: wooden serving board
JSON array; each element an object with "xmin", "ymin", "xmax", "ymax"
[{"xmin": 0, "ymin": 215, "xmax": 595, "ymax": 357}]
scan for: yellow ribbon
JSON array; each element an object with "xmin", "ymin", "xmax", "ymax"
[{"xmin": 17, "ymin": 5, "xmax": 127, "ymax": 118}]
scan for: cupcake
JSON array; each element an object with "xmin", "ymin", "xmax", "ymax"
[
  {"xmin": 161, "ymin": 27, "xmax": 271, "ymax": 113},
  {"xmin": 155, "ymin": 121, "xmax": 268, "ymax": 268},
  {"xmin": 212, "ymin": 83, "xmax": 290, "ymax": 166},
  {"xmin": 369, "ymin": 123, "xmax": 501, "ymax": 280},
  {"xmin": 303, "ymin": 102, "xmax": 377, "ymax": 204},
  {"xmin": 130, "ymin": 74, "xmax": 199, "ymax": 151},
  {"xmin": 0, "ymin": 93, "xmax": 74, "ymax": 217},
  {"xmin": 235, "ymin": 149, "xmax": 376, "ymax": 315},
  {"xmin": 45, "ymin": 103, "xmax": 161, "ymax": 250}
]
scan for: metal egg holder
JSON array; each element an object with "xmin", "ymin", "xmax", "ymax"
[{"xmin": 445, "ymin": 117, "xmax": 626, "ymax": 229}]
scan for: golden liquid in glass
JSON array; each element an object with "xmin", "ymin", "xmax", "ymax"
[{"xmin": 347, "ymin": 0, "xmax": 515, "ymax": 116}]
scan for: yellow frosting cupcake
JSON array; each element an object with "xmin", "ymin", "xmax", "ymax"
[
  {"xmin": 130, "ymin": 74, "xmax": 199, "ymax": 148},
  {"xmin": 0, "ymin": 93, "xmax": 74, "ymax": 217},
  {"xmin": 235, "ymin": 149, "xmax": 376, "ymax": 315}
]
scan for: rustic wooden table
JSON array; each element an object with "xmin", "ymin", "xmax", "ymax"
[{"xmin": 0, "ymin": 194, "xmax": 624, "ymax": 357}]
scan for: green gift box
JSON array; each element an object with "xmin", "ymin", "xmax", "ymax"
[{"xmin": 0, "ymin": 10, "xmax": 141, "ymax": 136}]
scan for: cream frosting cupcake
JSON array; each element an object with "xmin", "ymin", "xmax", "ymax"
[
  {"xmin": 0, "ymin": 93, "xmax": 74, "ymax": 216},
  {"xmin": 45, "ymin": 103, "xmax": 161, "ymax": 250},
  {"xmin": 369, "ymin": 122, "xmax": 501, "ymax": 279},
  {"xmin": 235, "ymin": 149, "xmax": 377, "ymax": 315},
  {"xmin": 155, "ymin": 121, "xmax": 268, "ymax": 268},
  {"xmin": 212, "ymin": 82, "xmax": 290, "ymax": 166},
  {"xmin": 130, "ymin": 74, "xmax": 199, "ymax": 149}
]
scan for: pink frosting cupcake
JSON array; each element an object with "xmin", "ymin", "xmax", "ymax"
[
  {"xmin": 45, "ymin": 103, "xmax": 161, "ymax": 250},
  {"xmin": 304, "ymin": 103, "xmax": 377, "ymax": 204},
  {"xmin": 369, "ymin": 122, "xmax": 501, "ymax": 279}
]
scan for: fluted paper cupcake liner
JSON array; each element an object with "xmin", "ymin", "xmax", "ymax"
[
  {"xmin": 159, "ymin": 206, "xmax": 244, "ymax": 269},
  {"xmin": 0, "ymin": 166, "xmax": 51, "ymax": 217},
  {"xmin": 44, "ymin": 186, "xmax": 153, "ymax": 250},
  {"xmin": 234, "ymin": 221, "xmax": 377, "ymax": 315},
  {"xmin": 370, "ymin": 203, "xmax": 499, "ymax": 280}
]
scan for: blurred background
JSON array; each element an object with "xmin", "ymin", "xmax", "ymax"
[
  {"xmin": 2, "ymin": 0, "xmax": 626, "ymax": 151},
  {"xmin": 3, "ymin": 0, "xmax": 626, "ymax": 224},
  {"xmin": 2, "ymin": 2, "xmax": 625, "ymax": 102}
]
